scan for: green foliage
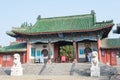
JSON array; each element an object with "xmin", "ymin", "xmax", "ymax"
[
  {"xmin": 60, "ymin": 45, "xmax": 74, "ymax": 61},
  {"xmin": 21, "ymin": 22, "xmax": 32, "ymax": 28}
]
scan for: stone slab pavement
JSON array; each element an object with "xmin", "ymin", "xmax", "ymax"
[{"xmin": 0, "ymin": 75, "xmax": 108, "ymax": 80}]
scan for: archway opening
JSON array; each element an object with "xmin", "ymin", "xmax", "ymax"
[{"xmin": 55, "ymin": 41, "xmax": 74, "ymax": 63}]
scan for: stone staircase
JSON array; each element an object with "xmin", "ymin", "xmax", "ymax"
[
  {"xmin": 22, "ymin": 63, "xmax": 91, "ymax": 76},
  {"xmin": 0, "ymin": 62, "xmax": 118, "ymax": 77},
  {"xmin": 0, "ymin": 67, "xmax": 11, "ymax": 75}
]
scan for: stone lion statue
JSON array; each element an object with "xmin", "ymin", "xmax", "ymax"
[
  {"xmin": 90, "ymin": 51, "xmax": 100, "ymax": 77},
  {"xmin": 11, "ymin": 53, "xmax": 23, "ymax": 76},
  {"xmin": 91, "ymin": 51, "xmax": 99, "ymax": 67},
  {"xmin": 13, "ymin": 54, "xmax": 21, "ymax": 68}
]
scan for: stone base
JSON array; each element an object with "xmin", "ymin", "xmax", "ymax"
[
  {"xmin": 90, "ymin": 67, "xmax": 100, "ymax": 77},
  {"xmin": 11, "ymin": 67, "xmax": 23, "ymax": 76}
]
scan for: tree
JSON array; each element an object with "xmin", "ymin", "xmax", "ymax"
[
  {"xmin": 21, "ymin": 22, "xmax": 32, "ymax": 28},
  {"xmin": 60, "ymin": 45, "xmax": 74, "ymax": 61}
]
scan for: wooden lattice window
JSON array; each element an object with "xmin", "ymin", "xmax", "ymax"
[{"xmin": 3, "ymin": 55, "xmax": 10, "ymax": 61}]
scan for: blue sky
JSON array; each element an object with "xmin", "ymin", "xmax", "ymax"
[{"xmin": 0, "ymin": 0, "xmax": 120, "ymax": 46}]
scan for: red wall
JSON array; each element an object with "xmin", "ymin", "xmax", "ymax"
[
  {"xmin": 1, "ymin": 54, "xmax": 13, "ymax": 67},
  {"xmin": 101, "ymin": 50, "xmax": 117, "ymax": 66},
  {"xmin": 106, "ymin": 51, "xmax": 111, "ymax": 65},
  {"xmin": 0, "ymin": 53, "xmax": 26, "ymax": 67},
  {"xmin": 110, "ymin": 51, "xmax": 117, "ymax": 66},
  {"xmin": 101, "ymin": 51, "xmax": 107, "ymax": 64},
  {"xmin": 0, "ymin": 54, "xmax": 2, "ymax": 66}
]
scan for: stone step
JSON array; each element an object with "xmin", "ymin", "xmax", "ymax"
[
  {"xmin": 0, "ymin": 62, "xmax": 116, "ymax": 77},
  {"xmin": 0, "ymin": 67, "xmax": 11, "ymax": 75}
]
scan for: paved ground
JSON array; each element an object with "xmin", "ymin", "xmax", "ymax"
[{"xmin": 0, "ymin": 75, "xmax": 108, "ymax": 80}]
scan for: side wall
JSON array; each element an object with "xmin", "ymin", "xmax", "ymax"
[
  {"xmin": 0, "ymin": 53, "xmax": 26, "ymax": 67},
  {"xmin": 101, "ymin": 50, "xmax": 117, "ymax": 66},
  {"xmin": 0, "ymin": 54, "xmax": 13, "ymax": 67}
]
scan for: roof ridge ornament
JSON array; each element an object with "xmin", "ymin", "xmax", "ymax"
[
  {"xmin": 91, "ymin": 10, "xmax": 96, "ymax": 25},
  {"xmin": 37, "ymin": 15, "xmax": 41, "ymax": 20},
  {"xmin": 91, "ymin": 10, "xmax": 95, "ymax": 15},
  {"xmin": 117, "ymin": 23, "xmax": 120, "ymax": 26}
]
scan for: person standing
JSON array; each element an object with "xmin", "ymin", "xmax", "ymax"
[
  {"xmin": 40, "ymin": 54, "xmax": 44, "ymax": 64},
  {"xmin": 84, "ymin": 47, "xmax": 92, "ymax": 62},
  {"xmin": 88, "ymin": 50, "xmax": 92, "ymax": 62}
]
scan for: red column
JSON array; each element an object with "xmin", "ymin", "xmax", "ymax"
[
  {"xmin": 48, "ymin": 41, "xmax": 52, "ymax": 63},
  {"xmin": 54, "ymin": 43, "xmax": 58, "ymax": 62},
  {"xmin": 76, "ymin": 42, "xmax": 78, "ymax": 61},
  {"xmin": 97, "ymin": 37, "xmax": 101, "ymax": 61},
  {"xmin": 0, "ymin": 54, "xmax": 2, "ymax": 67},
  {"xmin": 73, "ymin": 41, "xmax": 77, "ymax": 62},
  {"xmin": 22, "ymin": 53, "xmax": 26, "ymax": 63},
  {"xmin": 26, "ymin": 42, "xmax": 30, "ymax": 63}
]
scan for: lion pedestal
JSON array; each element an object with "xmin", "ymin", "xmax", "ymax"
[
  {"xmin": 90, "ymin": 66, "xmax": 100, "ymax": 77},
  {"xmin": 11, "ymin": 54, "xmax": 23, "ymax": 76},
  {"xmin": 90, "ymin": 51, "xmax": 100, "ymax": 77}
]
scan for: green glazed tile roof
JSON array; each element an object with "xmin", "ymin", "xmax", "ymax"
[
  {"xmin": 12, "ymin": 11, "xmax": 113, "ymax": 35},
  {"xmin": 6, "ymin": 31, "xmax": 16, "ymax": 37},
  {"xmin": 7, "ymin": 27, "xmax": 29, "ymax": 36},
  {"xmin": 101, "ymin": 38, "xmax": 120, "ymax": 49},
  {"xmin": 0, "ymin": 43, "xmax": 27, "ymax": 53}
]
